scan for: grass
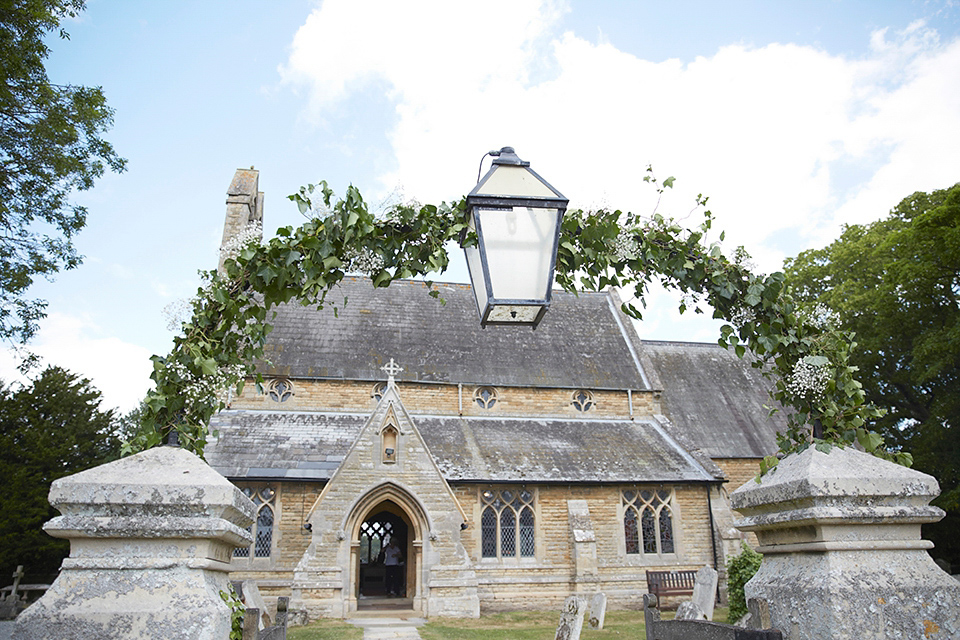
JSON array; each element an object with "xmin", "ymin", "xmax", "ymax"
[
  {"xmin": 288, "ymin": 619, "xmax": 364, "ymax": 640},
  {"xmin": 288, "ymin": 607, "xmax": 729, "ymax": 640},
  {"xmin": 419, "ymin": 607, "xmax": 730, "ymax": 640}
]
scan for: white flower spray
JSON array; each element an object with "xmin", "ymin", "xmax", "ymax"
[
  {"xmin": 610, "ymin": 229, "xmax": 639, "ymax": 262},
  {"xmin": 787, "ymin": 357, "xmax": 831, "ymax": 399},
  {"xmin": 219, "ymin": 221, "xmax": 263, "ymax": 262}
]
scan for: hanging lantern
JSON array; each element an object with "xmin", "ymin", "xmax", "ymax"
[{"xmin": 463, "ymin": 147, "xmax": 568, "ymax": 328}]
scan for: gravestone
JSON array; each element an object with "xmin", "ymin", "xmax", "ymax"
[
  {"xmin": 241, "ymin": 580, "xmax": 272, "ymax": 628},
  {"xmin": 0, "ymin": 566, "xmax": 24, "ymax": 620},
  {"xmin": 555, "ymin": 595, "xmax": 586, "ymax": 640},
  {"xmin": 674, "ymin": 600, "xmax": 706, "ymax": 621},
  {"xmin": 587, "ymin": 592, "xmax": 606, "ymax": 629},
  {"xmin": 692, "ymin": 566, "xmax": 718, "ymax": 620}
]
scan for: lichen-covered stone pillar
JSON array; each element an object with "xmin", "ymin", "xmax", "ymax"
[
  {"xmin": 731, "ymin": 446, "xmax": 960, "ymax": 639},
  {"xmin": 15, "ymin": 447, "xmax": 254, "ymax": 640},
  {"xmin": 567, "ymin": 500, "xmax": 599, "ymax": 592}
]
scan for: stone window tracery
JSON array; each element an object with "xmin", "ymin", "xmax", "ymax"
[
  {"xmin": 267, "ymin": 378, "xmax": 294, "ymax": 403},
  {"xmin": 480, "ymin": 488, "xmax": 536, "ymax": 559},
  {"xmin": 359, "ymin": 520, "xmax": 394, "ymax": 564},
  {"xmin": 372, "ymin": 382, "xmax": 386, "ymax": 402},
  {"xmin": 474, "ymin": 386, "xmax": 498, "ymax": 409},
  {"xmin": 623, "ymin": 488, "xmax": 675, "ymax": 555},
  {"xmin": 572, "ymin": 389, "xmax": 594, "ymax": 412},
  {"xmin": 233, "ymin": 486, "xmax": 277, "ymax": 558}
]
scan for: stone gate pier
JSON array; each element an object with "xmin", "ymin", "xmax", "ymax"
[
  {"xmin": 732, "ymin": 445, "xmax": 960, "ymax": 639},
  {"xmin": 14, "ymin": 446, "xmax": 255, "ymax": 640}
]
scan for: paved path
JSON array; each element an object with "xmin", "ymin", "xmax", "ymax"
[{"xmin": 348, "ymin": 617, "xmax": 426, "ymax": 639}]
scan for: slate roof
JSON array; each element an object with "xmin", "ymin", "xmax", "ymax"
[
  {"xmin": 205, "ymin": 409, "xmax": 718, "ymax": 484},
  {"xmin": 638, "ymin": 340, "xmax": 788, "ymax": 459},
  {"xmin": 258, "ymin": 277, "xmax": 650, "ymax": 391}
]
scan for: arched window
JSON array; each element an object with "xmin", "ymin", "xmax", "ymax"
[
  {"xmin": 479, "ymin": 488, "xmax": 536, "ymax": 559},
  {"xmin": 481, "ymin": 507, "xmax": 497, "ymax": 558},
  {"xmin": 255, "ymin": 505, "xmax": 274, "ymax": 557},
  {"xmin": 519, "ymin": 507, "xmax": 536, "ymax": 557},
  {"xmin": 622, "ymin": 487, "xmax": 676, "ymax": 556},
  {"xmin": 372, "ymin": 382, "xmax": 386, "ymax": 402},
  {"xmin": 233, "ymin": 485, "xmax": 277, "ymax": 559},
  {"xmin": 624, "ymin": 507, "xmax": 639, "ymax": 555}
]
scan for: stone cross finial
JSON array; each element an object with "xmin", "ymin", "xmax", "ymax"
[{"xmin": 381, "ymin": 358, "xmax": 403, "ymax": 384}]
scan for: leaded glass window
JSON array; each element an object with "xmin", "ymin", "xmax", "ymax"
[
  {"xmin": 624, "ymin": 508, "xmax": 639, "ymax": 555},
  {"xmin": 233, "ymin": 485, "xmax": 277, "ymax": 559},
  {"xmin": 481, "ymin": 507, "xmax": 497, "ymax": 557},
  {"xmin": 359, "ymin": 520, "xmax": 394, "ymax": 564},
  {"xmin": 519, "ymin": 507, "xmax": 535, "ymax": 557},
  {"xmin": 479, "ymin": 488, "xmax": 536, "ymax": 560},
  {"xmin": 622, "ymin": 487, "xmax": 676, "ymax": 556},
  {"xmin": 255, "ymin": 506, "xmax": 274, "ymax": 557}
]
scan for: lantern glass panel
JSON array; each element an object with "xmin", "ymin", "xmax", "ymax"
[
  {"xmin": 476, "ymin": 164, "xmax": 559, "ymax": 198},
  {"xmin": 476, "ymin": 206, "xmax": 559, "ymax": 301},
  {"xmin": 464, "ymin": 236, "xmax": 488, "ymax": 312}
]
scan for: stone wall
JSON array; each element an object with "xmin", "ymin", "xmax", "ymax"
[
  {"xmin": 225, "ymin": 478, "xmax": 718, "ymax": 615},
  {"xmin": 229, "ymin": 378, "xmax": 656, "ymax": 420}
]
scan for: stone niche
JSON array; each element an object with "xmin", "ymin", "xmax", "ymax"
[
  {"xmin": 731, "ymin": 445, "xmax": 960, "ymax": 640},
  {"xmin": 15, "ymin": 446, "xmax": 254, "ymax": 640}
]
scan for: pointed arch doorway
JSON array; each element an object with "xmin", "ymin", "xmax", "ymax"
[{"xmin": 350, "ymin": 490, "xmax": 425, "ymax": 613}]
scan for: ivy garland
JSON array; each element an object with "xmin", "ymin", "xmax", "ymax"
[{"xmin": 126, "ymin": 171, "xmax": 912, "ymax": 474}]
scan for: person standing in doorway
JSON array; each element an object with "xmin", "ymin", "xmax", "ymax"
[{"xmin": 383, "ymin": 539, "xmax": 404, "ymax": 596}]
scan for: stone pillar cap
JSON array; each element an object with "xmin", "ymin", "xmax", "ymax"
[
  {"xmin": 731, "ymin": 445, "xmax": 940, "ymax": 510},
  {"xmin": 44, "ymin": 447, "xmax": 254, "ymax": 543}
]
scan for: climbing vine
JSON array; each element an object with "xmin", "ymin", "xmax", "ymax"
[{"xmin": 125, "ymin": 170, "xmax": 912, "ymax": 473}]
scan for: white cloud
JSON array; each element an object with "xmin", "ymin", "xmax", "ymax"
[
  {"xmin": 283, "ymin": 2, "xmax": 959, "ymax": 272},
  {"xmin": 0, "ymin": 313, "xmax": 153, "ymax": 414},
  {"xmin": 280, "ymin": 2, "xmax": 960, "ymax": 345}
]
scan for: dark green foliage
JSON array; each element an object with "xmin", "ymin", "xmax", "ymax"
[
  {"xmin": 0, "ymin": 366, "xmax": 120, "ymax": 579},
  {"xmin": 219, "ymin": 586, "xmax": 245, "ymax": 640},
  {"xmin": 784, "ymin": 182, "xmax": 960, "ymax": 568},
  {"xmin": 726, "ymin": 542, "xmax": 762, "ymax": 624},
  {"xmin": 0, "ymin": 0, "xmax": 126, "ymax": 344}
]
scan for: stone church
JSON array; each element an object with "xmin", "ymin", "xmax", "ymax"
[{"xmin": 205, "ymin": 169, "xmax": 784, "ymax": 620}]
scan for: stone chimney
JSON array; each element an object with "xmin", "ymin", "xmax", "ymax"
[{"xmin": 219, "ymin": 167, "xmax": 263, "ymax": 272}]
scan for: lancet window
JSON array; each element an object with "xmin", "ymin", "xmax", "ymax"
[
  {"xmin": 622, "ymin": 488, "xmax": 675, "ymax": 556},
  {"xmin": 233, "ymin": 486, "xmax": 277, "ymax": 558},
  {"xmin": 480, "ymin": 487, "xmax": 536, "ymax": 560}
]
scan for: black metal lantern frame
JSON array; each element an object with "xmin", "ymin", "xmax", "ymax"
[{"xmin": 463, "ymin": 147, "xmax": 568, "ymax": 329}]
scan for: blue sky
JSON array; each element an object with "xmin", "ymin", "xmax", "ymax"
[{"xmin": 2, "ymin": 0, "xmax": 959, "ymax": 413}]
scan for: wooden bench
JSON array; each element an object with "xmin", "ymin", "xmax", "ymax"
[{"xmin": 645, "ymin": 569, "xmax": 697, "ymax": 601}]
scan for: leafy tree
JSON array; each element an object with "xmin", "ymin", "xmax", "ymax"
[
  {"xmin": 784, "ymin": 182, "xmax": 960, "ymax": 567},
  {"xmin": 0, "ymin": 0, "xmax": 126, "ymax": 344},
  {"xmin": 0, "ymin": 366, "xmax": 121, "ymax": 579}
]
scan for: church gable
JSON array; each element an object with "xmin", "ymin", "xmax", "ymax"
[
  {"xmin": 306, "ymin": 377, "xmax": 467, "ymax": 539},
  {"xmin": 293, "ymin": 375, "xmax": 479, "ymax": 618}
]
